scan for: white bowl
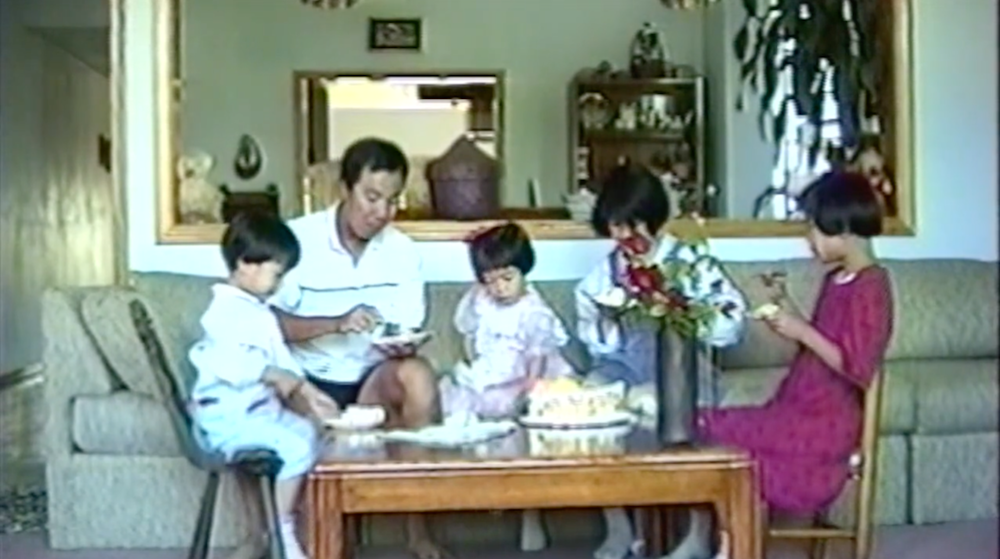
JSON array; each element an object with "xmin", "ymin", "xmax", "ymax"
[{"xmin": 325, "ymin": 405, "xmax": 386, "ymax": 431}]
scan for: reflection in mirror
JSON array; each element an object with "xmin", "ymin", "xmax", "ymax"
[
  {"xmin": 161, "ymin": 0, "xmax": 913, "ymax": 241},
  {"xmin": 297, "ymin": 74, "xmax": 534, "ymax": 220}
]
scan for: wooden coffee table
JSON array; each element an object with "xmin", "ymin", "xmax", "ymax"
[{"xmin": 304, "ymin": 427, "xmax": 761, "ymax": 559}]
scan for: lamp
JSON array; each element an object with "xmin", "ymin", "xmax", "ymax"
[{"xmin": 300, "ymin": 0, "xmax": 360, "ymax": 8}]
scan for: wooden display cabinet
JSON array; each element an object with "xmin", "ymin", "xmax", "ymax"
[{"xmin": 568, "ymin": 76, "xmax": 708, "ymax": 216}]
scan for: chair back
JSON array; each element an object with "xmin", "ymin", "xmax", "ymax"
[
  {"xmin": 767, "ymin": 371, "xmax": 885, "ymax": 559},
  {"xmin": 129, "ymin": 298, "xmax": 227, "ymax": 470},
  {"xmin": 851, "ymin": 372, "xmax": 885, "ymax": 554}
]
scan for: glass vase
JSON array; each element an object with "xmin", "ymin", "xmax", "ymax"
[{"xmin": 654, "ymin": 324, "xmax": 700, "ymax": 447}]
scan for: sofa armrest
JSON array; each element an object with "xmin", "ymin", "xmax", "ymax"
[{"xmin": 42, "ymin": 289, "xmax": 117, "ymax": 461}]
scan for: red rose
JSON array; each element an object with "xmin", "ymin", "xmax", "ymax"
[{"xmin": 625, "ymin": 264, "xmax": 664, "ymax": 294}]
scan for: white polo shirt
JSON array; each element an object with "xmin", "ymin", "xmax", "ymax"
[{"xmin": 268, "ymin": 205, "xmax": 426, "ymax": 384}]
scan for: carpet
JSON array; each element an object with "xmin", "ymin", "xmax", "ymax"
[{"xmin": 0, "ymin": 488, "xmax": 46, "ymax": 534}]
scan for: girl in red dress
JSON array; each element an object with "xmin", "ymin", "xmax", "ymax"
[{"xmin": 663, "ymin": 171, "xmax": 895, "ymax": 559}]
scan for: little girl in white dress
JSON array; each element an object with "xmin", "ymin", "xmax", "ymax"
[
  {"xmin": 441, "ymin": 222, "xmax": 574, "ymax": 420},
  {"xmin": 440, "ymin": 222, "xmax": 574, "ymax": 551}
]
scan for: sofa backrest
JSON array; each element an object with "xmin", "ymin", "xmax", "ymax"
[
  {"xmin": 878, "ymin": 259, "xmax": 997, "ymax": 360},
  {"xmin": 128, "ymin": 257, "xmax": 997, "ymax": 378}
]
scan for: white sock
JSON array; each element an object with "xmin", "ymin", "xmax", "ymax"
[
  {"xmin": 594, "ymin": 507, "xmax": 635, "ymax": 559},
  {"xmin": 280, "ymin": 518, "xmax": 310, "ymax": 559},
  {"xmin": 661, "ymin": 508, "xmax": 711, "ymax": 559},
  {"xmin": 520, "ymin": 509, "xmax": 548, "ymax": 552}
]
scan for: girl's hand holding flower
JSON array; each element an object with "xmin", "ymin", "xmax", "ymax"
[{"xmin": 763, "ymin": 309, "xmax": 811, "ymax": 342}]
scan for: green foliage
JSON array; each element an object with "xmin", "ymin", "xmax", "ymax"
[{"xmin": 733, "ymin": 0, "xmax": 886, "ymax": 166}]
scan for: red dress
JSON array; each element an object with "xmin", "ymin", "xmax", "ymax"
[{"xmin": 699, "ymin": 266, "xmax": 894, "ymax": 515}]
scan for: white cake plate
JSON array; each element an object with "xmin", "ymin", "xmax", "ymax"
[{"xmin": 518, "ymin": 411, "xmax": 637, "ymax": 430}]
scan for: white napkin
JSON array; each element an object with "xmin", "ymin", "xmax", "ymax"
[{"xmin": 382, "ymin": 420, "xmax": 517, "ymax": 448}]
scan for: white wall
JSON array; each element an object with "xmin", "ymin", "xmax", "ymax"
[
  {"xmin": 0, "ymin": 1, "xmax": 116, "ymax": 372},
  {"xmin": 125, "ymin": 0, "xmax": 998, "ymax": 283},
  {"xmin": 330, "ymin": 108, "xmax": 469, "ymax": 158},
  {"xmin": 20, "ymin": 0, "xmax": 107, "ymax": 28},
  {"xmin": 178, "ymin": 0, "xmax": 706, "ymax": 211}
]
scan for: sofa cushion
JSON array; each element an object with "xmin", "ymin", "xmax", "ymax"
[
  {"xmin": 881, "ymin": 260, "xmax": 998, "ymax": 361},
  {"xmin": 81, "ymin": 291, "xmax": 162, "ymax": 398},
  {"xmin": 889, "ymin": 358, "xmax": 999, "ymax": 434},
  {"xmin": 72, "ymin": 391, "xmax": 181, "ymax": 456},
  {"xmin": 721, "ymin": 366, "xmax": 915, "ymax": 435},
  {"xmin": 717, "ymin": 260, "xmax": 826, "ymax": 370},
  {"xmin": 132, "ymin": 272, "xmax": 220, "ymax": 394}
]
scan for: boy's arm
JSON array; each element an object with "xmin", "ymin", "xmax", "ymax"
[{"xmin": 261, "ymin": 365, "xmax": 306, "ymax": 399}]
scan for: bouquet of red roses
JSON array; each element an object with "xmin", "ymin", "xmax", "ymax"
[{"xmin": 605, "ymin": 219, "xmax": 736, "ymax": 339}]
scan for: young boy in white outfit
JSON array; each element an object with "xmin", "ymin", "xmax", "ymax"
[{"xmin": 189, "ymin": 212, "xmax": 340, "ymax": 559}]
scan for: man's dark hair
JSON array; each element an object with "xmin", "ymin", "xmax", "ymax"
[
  {"xmin": 220, "ymin": 211, "xmax": 301, "ymax": 272},
  {"xmin": 590, "ymin": 163, "xmax": 670, "ymax": 237},
  {"xmin": 467, "ymin": 222, "xmax": 536, "ymax": 280},
  {"xmin": 340, "ymin": 137, "xmax": 409, "ymax": 190},
  {"xmin": 797, "ymin": 171, "xmax": 884, "ymax": 238}
]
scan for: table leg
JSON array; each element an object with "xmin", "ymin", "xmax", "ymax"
[
  {"xmin": 637, "ymin": 507, "xmax": 669, "ymax": 557},
  {"xmin": 307, "ymin": 479, "xmax": 346, "ymax": 559},
  {"xmin": 722, "ymin": 467, "xmax": 761, "ymax": 559}
]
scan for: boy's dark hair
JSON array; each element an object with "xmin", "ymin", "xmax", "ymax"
[
  {"xmin": 590, "ymin": 164, "xmax": 670, "ymax": 237},
  {"xmin": 797, "ymin": 171, "xmax": 884, "ymax": 238},
  {"xmin": 467, "ymin": 222, "xmax": 535, "ymax": 280},
  {"xmin": 221, "ymin": 211, "xmax": 301, "ymax": 272},
  {"xmin": 340, "ymin": 137, "xmax": 409, "ymax": 190}
]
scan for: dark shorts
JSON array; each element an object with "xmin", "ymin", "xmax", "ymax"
[{"xmin": 308, "ymin": 368, "xmax": 376, "ymax": 409}]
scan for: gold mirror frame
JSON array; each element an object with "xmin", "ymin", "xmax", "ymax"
[{"xmin": 150, "ymin": 0, "xmax": 915, "ymax": 244}]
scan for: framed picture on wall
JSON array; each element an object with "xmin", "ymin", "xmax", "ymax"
[{"xmin": 368, "ymin": 18, "xmax": 423, "ymax": 51}]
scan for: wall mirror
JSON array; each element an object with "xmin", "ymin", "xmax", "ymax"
[{"xmin": 153, "ymin": 0, "xmax": 914, "ymax": 243}]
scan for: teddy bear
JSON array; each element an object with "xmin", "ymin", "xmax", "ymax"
[{"xmin": 177, "ymin": 150, "xmax": 224, "ymax": 224}]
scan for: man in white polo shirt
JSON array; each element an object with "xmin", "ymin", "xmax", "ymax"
[{"xmin": 269, "ymin": 138, "xmax": 443, "ymax": 559}]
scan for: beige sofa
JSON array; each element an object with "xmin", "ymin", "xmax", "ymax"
[{"xmin": 42, "ymin": 258, "xmax": 998, "ymax": 549}]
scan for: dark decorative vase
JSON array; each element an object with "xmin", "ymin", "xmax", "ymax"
[
  {"xmin": 426, "ymin": 136, "xmax": 500, "ymax": 221},
  {"xmin": 654, "ymin": 325, "xmax": 700, "ymax": 447}
]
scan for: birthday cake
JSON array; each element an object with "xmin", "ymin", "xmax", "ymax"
[{"xmin": 525, "ymin": 378, "xmax": 627, "ymax": 423}]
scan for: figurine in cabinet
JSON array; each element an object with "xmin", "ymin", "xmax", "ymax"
[{"xmin": 629, "ymin": 22, "xmax": 669, "ymax": 78}]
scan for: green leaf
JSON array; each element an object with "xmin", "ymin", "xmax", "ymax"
[
  {"xmin": 757, "ymin": 36, "xmax": 781, "ymax": 141},
  {"xmin": 733, "ymin": 27, "xmax": 750, "ymax": 62}
]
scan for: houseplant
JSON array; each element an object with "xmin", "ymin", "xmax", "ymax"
[
  {"xmin": 597, "ymin": 217, "xmax": 737, "ymax": 446},
  {"xmin": 732, "ymin": 0, "xmax": 888, "ymax": 164}
]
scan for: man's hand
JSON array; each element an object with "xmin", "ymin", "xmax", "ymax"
[
  {"xmin": 373, "ymin": 332, "xmax": 432, "ymax": 359},
  {"xmin": 336, "ymin": 305, "xmax": 383, "ymax": 334}
]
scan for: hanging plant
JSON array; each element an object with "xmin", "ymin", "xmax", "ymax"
[{"xmin": 733, "ymin": 0, "xmax": 888, "ymax": 165}]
